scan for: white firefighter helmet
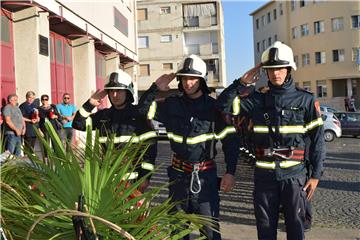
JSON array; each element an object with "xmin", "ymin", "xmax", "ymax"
[
  {"xmin": 261, "ymin": 41, "xmax": 297, "ymax": 71},
  {"xmin": 176, "ymin": 54, "xmax": 207, "ymax": 81},
  {"xmin": 104, "ymin": 69, "xmax": 134, "ymax": 103}
]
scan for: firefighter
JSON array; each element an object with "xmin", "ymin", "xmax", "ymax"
[
  {"xmin": 138, "ymin": 54, "xmax": 240, "ymax": 240},
  {"xmin": 217, "ymin": 41, "xmax": 325, "ymax": 240},
  {"xmin": 72, "ymin": 69, "xmax": 157, "ymax": 192}
]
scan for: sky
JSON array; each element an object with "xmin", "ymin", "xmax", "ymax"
[{"xmin": 222, "ymin": 0, "xmax": 267, "ymax": 86}]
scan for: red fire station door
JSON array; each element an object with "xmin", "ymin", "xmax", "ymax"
[
  {"xmin": 50, "ymin": 32, "xmax": 74, "ymax": 104},
  {"xmin": 0, "ymin": 10, "xmax": 16, "ymax": 108}
]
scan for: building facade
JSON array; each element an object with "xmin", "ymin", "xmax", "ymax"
[
  {"xmin": 251, "ymin": 0, "xmax": 360, "ymax": 110},
  {"xmin": 1, "ymin": 0, "xmax": 138, "ymax": 108},
  {"xmin": 136, "ymin": 0, "xmax": 226, "ymax": 94}
]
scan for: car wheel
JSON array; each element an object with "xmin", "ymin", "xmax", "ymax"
[{"xmin": 324, "ymin": 130, "xmax": 335, "ymax": 142}]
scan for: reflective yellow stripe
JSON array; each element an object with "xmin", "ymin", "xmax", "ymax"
[
  {"xmin": 98, "ymin": 131, "xmax": 157, "ymax": 143},
  {"xmin": 167, "ymin": 132, "xmax": 183, "ymax": 143},
  {"xmin": 186, "ymin": 133, "xmax": 214, "ymax": 144},
  {"xmin": 255, "ymin": 160, "xmax": 302, "ymax": 169},
  {"xmin": 79, "ymin": 107, "xmax": 91, "ymax": 118},
  {"xmin": 305, "ymin": 117, "xmax": 323, "ymax": 131},
  {"xmin": 122, "ymin": 172, "xmax": 138, "ymax": 180},
  {"xmin": 215, "ymin": 126, "xmax": 237, "ymax": 140},
  {"xmin": 166, "ymin": 126, "xmax": 236, "ymax": 145},
  {"xmin": 253, "ymin": 125, "xmax": 306, "ymax": 134},
  {"xmin": 147, "ymin": 101, "xmax": 157, "ymax": 120},
  {"xmin": 232, "ymin": 96, "xmax": 240, "ymax": 115},
  {"xmin": 85, "ymin": 117, "xmax": 92, "ymax": 128},
  {"xmin": 141, "ymin": 162, "xmax": 155, "ymax": 171}
]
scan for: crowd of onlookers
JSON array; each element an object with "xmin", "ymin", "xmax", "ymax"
[{"xmin": 0, "ymin": 91, "xmax": 77, "ymax": 157}]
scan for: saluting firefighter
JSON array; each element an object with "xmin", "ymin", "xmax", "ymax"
[
  {"xmin": 138, "ymin": 55, "xmax": 240, "ymax": 240},
  {"xmin": 217, "ymin": 41, "xmax": 325, "ymax": 240},
  {"xmin": 72, "ymin": 69, "xmax": 157, "ymax": 192}
]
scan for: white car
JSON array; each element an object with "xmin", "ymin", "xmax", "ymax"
[{"xmin": 321, "ymin": 112, "xmax": 342, "ymax": 142}]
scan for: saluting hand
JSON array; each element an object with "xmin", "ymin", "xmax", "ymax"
[
  {"xmin": 240, "ymin": 63, "xmax": 262, "ymax": 85},
  {"xmin": 155, "ymin": 73, "xmax": 176, "ymax": 91},
  {"xmin": 303, "ymin": 178, "xmax": 319, "ymax": 200},
  {"xmin": 89, "ymin": 89, "xmax": 108, "ymax": 107}
]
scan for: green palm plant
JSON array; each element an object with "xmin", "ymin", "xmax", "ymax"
[{"xmin": 0, "ymin": 120, "xmax": 214, "ymax": 239}]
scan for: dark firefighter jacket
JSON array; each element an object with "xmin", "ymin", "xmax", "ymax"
[
  {"xmin": 139, "ymin": 83, "xmax": 240, "ymax": 175},
  {"xmin": 72, "ymin": 100, "xmax": 157, "ymax": 179},
  {"xmin": 216, "ymin": 76, "xmax": 325, "ymax": 180}
]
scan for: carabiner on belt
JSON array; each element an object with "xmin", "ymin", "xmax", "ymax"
[{"xmin": 190, "ymin": 163, "xmax": 201, "ymax": 194}]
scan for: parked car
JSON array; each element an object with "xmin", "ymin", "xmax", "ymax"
[
  {"xmin": 321, "ymin": 112, "xmax": 342, "ymax": 142},
  {"xmin": 320, "ymin": 105, "xmax": 339, "ymax": 113},
  {"xmin": 152, "ymin": 120, "xmax": 167, "ymax": 137},
  {"xmin": 333, "ymin": 112, "xmax": 360, "ymax": 138}
]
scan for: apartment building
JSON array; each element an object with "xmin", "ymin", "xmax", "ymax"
[
  {"xmin": 251, "ymin": 0, "xmax": 360, "ymax": 110},
  {"xmin": 1, "ymin": 0, "xmax": 138, "ymax": 108},
  {"xmin": 136, "ymin": 0, "xmax": 226, "ymax": 95}
]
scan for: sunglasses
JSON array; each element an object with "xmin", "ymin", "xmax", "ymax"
[
  {"xmin": 63, "ymin": 97, "xmax": 70, "ymax": 100},
  {"xmin": 41, "ymin": 98, "xmax": 49, "ymax": 101}
]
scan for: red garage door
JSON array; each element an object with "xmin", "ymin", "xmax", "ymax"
[
  {"xmin": 50, "ymin": 32, "xmax": 74, "ymax": 104},
  {"xmin": 0, "ymin": 9, "xmax": 16, "ymax": 108},
  {"xmin": 95, "ymin": 51, "xmax": 109, "ymax": 109}
]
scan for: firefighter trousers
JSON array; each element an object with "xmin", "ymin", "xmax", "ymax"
[
  {"xmin": 167, "ymin": 166, "xmax": 221, "ymax": 240},
  {"xmin": 254, "ymin": 168, "xmax": 306, "ymax": 240}
]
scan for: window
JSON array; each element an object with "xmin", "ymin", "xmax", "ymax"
[
  {"xmin": 291, "ymin": 0, "xmax": 296, "ymax": 11},
  {"xmin": 314, "ymin": 20, "xmax": 324, "ymax": 34},
  {"xmin": 267, "ymin": 12, "xmax": 271, "ymax": 24},
  {"xmin": 315, "ymin": 51, "xmax": 326, "ymax": 64},
  {"xmin": 300, "ymin": 0, "xmax": 306, "ymax": 7},
  {"xmin": 256, "ymin": 19, "xmax": 259, "ymax": 29},
  {"xmin": 292, "ymin": 26, "xmax": 299, "ymax": 39},
  {"xmin": 317, "ymin": 80, "xmax": 327, "ymax": 98},
  {"xmin": 162, "ymin": 63, "xmax": 173, "ymax": 70},
  {"xmin": 257, "ymin": 42, "xmax": 260, "ymax": 53},
  {"xmin": 294, "ymin": 55, "xmax": 299, "ymax": 67},
  {"xmin": 137, "ymin": 8, "xmax": 147, "ymax": 21},
  {"xmin": 261, "ymin": 15, "xmax": 265, "ymax": 26},
  {"xmin": 138, "ymin": 36, "xmax": 149, "ymax": 48},
  {"xmin": 185, "ymin": 16, "xmax": 199, "ymax": 27},
  {"xmin": 302, "ymin": 53, "xmax": 310, "ymax": 66},
  {"xmin": 186, "ymin": 44, "xmax": 200, "ymax": 55},
  {"xmin": 1, "ymin": 15, "xmax": 10, "ymax": 43},
  {"xmin": 160, "ymin": 35, "xmax": 172, "ymax": 43},
  {"xmin": 114, "ymin": 7, "xmax": 128, "ymax": 36},
  {"xmin": 140, "ymin": 64, "xmax": 150, "ymax": 76},
  {"xmin": 279, "ymin": 3, "xmax": 283, "ymax": 15},
  {"xmin": 331, "ymin": 17, "xmax": 344, "ymax": 32},
  {"xmin": 56, "ymin": 39, "xmax": 63, "ymax": 63},
  {"xmin": 262, "ymin": 40, "xmax": 266, "ymax": 51},
  {"xmin": 351, "ymin": 15, "xmax": 360, "ymax": 29},
  {"xmin": 274, "ymin": 34, "xmax": 278, "ymax": 41},
  {"xmin": 160, "ymin": 7, "xmax": 171, "ymax": 14},
  {"xmin": 273, "ymin": 9, "xmax": 277, "ymax": 20},
  {"xmin": 268, "ymin": 37, "xmax": 271, "ymax": 46},
  {"xmin": 212, "ymin": 42, "xmax": 218, "ymax": 54},
  {"xmin": 333, "ymin": 49, "xmax": 345, "ymax": 62},
  {"xmin": 301, "ymin": 24, "xmax": 309, "ymax": 36},
  {"xmin": 303, "ymin": 81, "xmax": 311, "ymax": 92},
  {"xmin": 352, "ymin": 47, "xmax": 360, "ymax": 63}
]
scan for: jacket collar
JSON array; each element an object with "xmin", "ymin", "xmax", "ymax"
[{"xmin": 268, "ymin": 75, "xmax": 296, "ymax": 95}]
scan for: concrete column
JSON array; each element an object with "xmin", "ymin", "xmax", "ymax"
[
  {"xmin": 105, "ymin": 52, "xmax": 120, "ymax": 74},
  {"xmin": 72, "ymin": 37, "xmax": 96, "ymax": 107},
  {"xmin": 13, "ymin": 7, "xmax": 51, "ymax": 103},
  {"xmin": 346, "ymin": 78, "xmax": 353, "ymax": 97}
]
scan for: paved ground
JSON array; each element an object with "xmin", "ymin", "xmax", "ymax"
[{"xmin": 151, "ymin": 137, "xmax": 360, "ymax": 239}]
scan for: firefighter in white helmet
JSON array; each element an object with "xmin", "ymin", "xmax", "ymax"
[
  {"xmin": 72, "ymin": 69, "xmax": 157, "ymax": 191},
  {"xmin": 138, "ymin": 54, "xmax": 240, "ymax": 239},
  {"xmin": 217, "ymin": 41, "xmax": 325, "ymax": 240}
]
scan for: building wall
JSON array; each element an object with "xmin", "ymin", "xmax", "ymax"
[
  {"xmin": 137, "ymin": 0, "xmax": 226, "ymax": 92},
  {"xmin": 1, "ymin": 0, "xmax": 138, "ymax": 106},
  {"xmin": 251, "ymin": 0, "xmax": 360, "ymax": 110}
]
